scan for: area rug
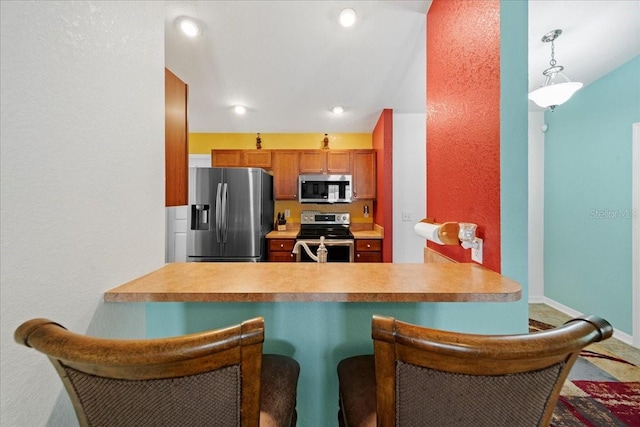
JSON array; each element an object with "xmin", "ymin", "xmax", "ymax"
[{"xmin": 529, "ymin": 319, "xmax": 640, "ymax": 426}]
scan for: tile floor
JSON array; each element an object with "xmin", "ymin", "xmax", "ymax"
[{"xmin": 529, "ymin": 303, "xmax": 640, "ymax": 366}]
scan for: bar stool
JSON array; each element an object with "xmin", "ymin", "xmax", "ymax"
[
  {"xmin": 337, "ymin": 314, "xmax": 612, "ymax": 427},
  {"xmin": 15, "ymin": 317, "xmax": 300, "ymax": 427}
]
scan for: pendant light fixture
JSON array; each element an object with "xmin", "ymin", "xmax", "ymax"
[{"xmin": 528, "ymin": 29, "xmax": 583, "ymax": 112}]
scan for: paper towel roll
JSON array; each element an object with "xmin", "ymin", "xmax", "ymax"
[{"xmin": 414, "ymin": 222, "xmax": 445, "ymax": 245}]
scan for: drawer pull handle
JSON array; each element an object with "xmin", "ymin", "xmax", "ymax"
[
  {"xmin": 280, "ymin": 244, "xmax": 284, "ymax": 248},
  {"xmin": 367, "ymin": 244, "xmax": 371, "ymax": 248}
]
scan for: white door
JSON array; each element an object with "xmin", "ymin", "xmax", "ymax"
[{"xmin": 165, "ymin": 154, "xmax": 211, "ymax": 262}]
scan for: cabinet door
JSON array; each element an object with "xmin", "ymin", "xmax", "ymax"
[
  {"xmin": 352, "ymin": 150, "xmax": 376, "ymax": 200},
  {"xmin": 165, "ymin": 68, "xmax": 188, "ymax": 207},
  {"xmin": 211, "ymin": 150, "xmax": 243, "ymax": 167},
  {"xmin": 299, "ymin": 151, "xmax": 326, "ymax": 174},
  {"xmin": 243, "ymin": 150, "xmax": 272, "ymax": 168},
  {"xmin": 272, "ymin": 151, "xmax": 299, "ymax": 200},
  {"xmin": 326, "ymin": 151, "xmax": 351, "ymax": 174}
]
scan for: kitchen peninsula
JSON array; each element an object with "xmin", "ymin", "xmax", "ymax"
[
  {"xmin": 105, "ymin": 263, "xmax": 521, "ymax": 426},
  {"xmin": 105, "ymin": 262, "xmax": 520, "ymax": 303}
]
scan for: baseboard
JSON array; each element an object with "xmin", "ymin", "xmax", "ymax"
[
  {"xmin": 535, "ymin": 297, "xmax": 635, "ymax": 347},
  {"xmin": 527, "ymin": 295, "xmax": 546, "ymax": 304}
]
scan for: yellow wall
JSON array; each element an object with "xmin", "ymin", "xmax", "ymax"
[
  {"xmin": 275, "ymin": 200, "xmax": 374, "ymax": 226},
  {"xmin": 189, "ymin": 133, "xmax": 372, "ymax": 154}
]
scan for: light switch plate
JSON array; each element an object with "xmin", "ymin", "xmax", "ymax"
[{"xmin": 471, "ymin": 238, "xmax": 483, "ymax": 264}]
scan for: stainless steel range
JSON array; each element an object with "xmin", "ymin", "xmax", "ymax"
[{"xmin": 295, "ymin": 211, "xmax": 354, "ymax": 262}]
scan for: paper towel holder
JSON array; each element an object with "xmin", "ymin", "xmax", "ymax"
[
  {"xmin": 459, "ymin": 222, "xmax": 480, "ymax": 249},
  {"xmin": 418, "ymin": 218, "xmax": 460, "ymax": 245}
]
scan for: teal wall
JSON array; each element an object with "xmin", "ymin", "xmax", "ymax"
[
  {"xmin": 500, "ymin": 0, "xmax": 529, "ymax": 332},
  {"xmin": 545, "ymin": 56, "xmax": 640, "ymax": 334},
  {"xmin": 146, "ymin": 301, "xmax": 523, "ymax": 426}
]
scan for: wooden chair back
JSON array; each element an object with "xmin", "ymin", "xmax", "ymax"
[
  {"xmin": 372, "ymin": 314, "xmax": 613, "ymax": 426},
  {"xmin": 15, "ymin": 317, "xmax": 265, "ymax": 427}
]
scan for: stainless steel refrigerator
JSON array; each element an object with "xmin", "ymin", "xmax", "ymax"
[{"xmin": 187, "ymin": 167, "xmax": 274, "ymax": 262}]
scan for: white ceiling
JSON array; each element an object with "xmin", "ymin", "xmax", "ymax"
[
  {"xmin": 165, "ymin": 1, "xmax": 639, "ymax": 133},
  {"xmin": 528, "ymin": 0, "xmax": 640, "ymax": 111}
]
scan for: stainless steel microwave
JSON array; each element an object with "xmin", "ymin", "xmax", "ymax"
[{"xmin": 298, "ymin": 174, "xmax": 352, "ymax": 203}]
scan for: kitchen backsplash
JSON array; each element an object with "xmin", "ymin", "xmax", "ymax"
[{"xmin": 274, "ymin": 200, "xmax": 374, "ymax": 228}]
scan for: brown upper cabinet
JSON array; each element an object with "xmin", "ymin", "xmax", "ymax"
[
  {"xmin": 351, "ymin": 150, "xmax": 377, "ymax": 200},
  {"xmin": 165, "ymin": 68, "xmax": 188, "ymax": 207},
  {"xmin": 209, "ymin": 148, "xmax": 376, "ymax": 201},
  {"xmin": 211, "ymin": 149, "xmax": 272, "ymax": 168},
  {"xmin": 272, "ymin": 151, "xmax": 299, "ymax": 200},
  {"xmin": 299, "ymin": 150, "xmax": 350, "ymax": 174}
]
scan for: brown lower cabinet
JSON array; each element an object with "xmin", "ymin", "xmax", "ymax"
[
  {"xmin": 268, "ymin": 239, "xmax": 296, "ymax": 262},
  {"xmin": 355, "ymin": 239, "xmax": 382, "ymax": 263}
]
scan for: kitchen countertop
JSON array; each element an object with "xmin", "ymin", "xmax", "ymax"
[
  {"xmin": 104, "ymin": 262, "xmax": 521, "ymax": 303},
  {"xmin": 266, "ymin": 229, "xmax": 299, "ymax": 239}
]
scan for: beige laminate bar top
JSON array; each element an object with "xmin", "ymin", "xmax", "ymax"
[{"xmin": 104, "ymin": 263, "xmax": 521, "ymax": 303}]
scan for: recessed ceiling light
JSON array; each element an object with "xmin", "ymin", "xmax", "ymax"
[
  {"xmin": 178, "ymin": 17, "xmax": 201, "ymax": 38},
  {"xmin": 338, "ymin": 8, "xmax": 357, "ymax": 28},
  {"xmin": 234, "ymin": 105, "xmax": 247, "ymax": 115},
  {"xmin": 332, "ymin": 105, "xmax": 345, "ymax": 114}
]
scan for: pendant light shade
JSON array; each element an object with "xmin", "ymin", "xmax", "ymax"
[
  {"xmin": 529, "ymin": 29, "xmax": 582, "ymax": 111},
  {"xmin": 528, "ymin": 81, "xmax": 583, "ymax": 110}
]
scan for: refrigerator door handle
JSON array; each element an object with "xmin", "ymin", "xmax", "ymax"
[
  {"xmin": 221, "ymin": 183, "xmax": 229, "ymax": 243},
  {"xmin": 215, "ymin": 183, "xmax": 222, "ymax": 243}
]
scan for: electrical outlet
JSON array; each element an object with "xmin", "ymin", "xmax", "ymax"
[
  {"xmin": 402, "ymin": 212, "xmax": 412, "ymax": 222},
  {"xmin": 284, "ymin": 209, "xmax": 290, "ymax": 218},
  {"xmin": 471, "ymin": 238, "xmax": 483, "ymax": 264}
]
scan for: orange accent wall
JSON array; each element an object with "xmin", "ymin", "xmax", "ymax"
[
  {"xmin": 426, "ymin": 0, "xmax": 501, "ymax": 271},
  {"xmin": 373, "ymin": 109, "xmax": 393, "ymax": 262}
]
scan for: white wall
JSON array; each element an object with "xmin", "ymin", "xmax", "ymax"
[
  {"xmin": 1, "ymin": 2, "xmax": 165, "ymax": 426},
  {"xmin": 528, "ymin": 111, "xmax": 545, "ymax": 301},
  {"xmin": 393, "ymin": 113, "xmax": 427, "ymax": 262}
]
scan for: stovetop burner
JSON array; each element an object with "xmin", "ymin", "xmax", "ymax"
[
  {"xmin": 297, "ymin": 225, "xmax": 354, "ymax": 240},
  {"xmin": 296, "ymin": 211, "xmax": 353, "ymax": 240}
]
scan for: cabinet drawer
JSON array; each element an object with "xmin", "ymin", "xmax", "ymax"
[
  {"xmin": 355, "ymin": 252, "xmax": 382, "ymax": 263},
  {"xmin": 269, "ymin": 239, "xmax": 295, "ymax": 252},
  {"xmin": 355, "ymin": 239, "xmax": 382, "ymax": 252},
  {"xmin": 269, "ymin": 252, "xmax": 296, "ymax": 262}
]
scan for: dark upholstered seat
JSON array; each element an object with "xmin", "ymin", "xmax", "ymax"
[
  {"xmin": 15, "ymin": 317, "xmax": 299, "ymax": 427},
  {"xmin": 337, "ymin": 314, "xmax": 613, "ymax": 427}
]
